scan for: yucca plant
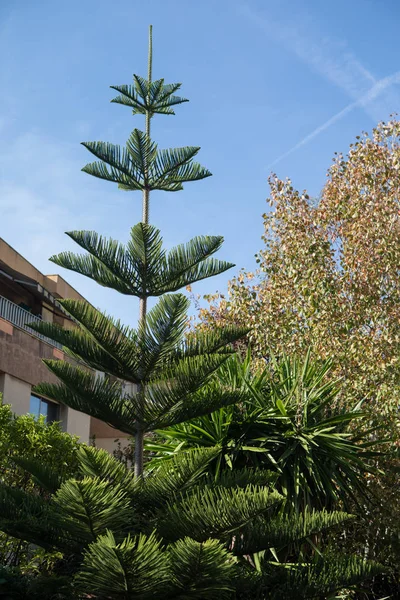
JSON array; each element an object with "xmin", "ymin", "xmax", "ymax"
[
  {"xmin": 0, "ymin": 446, "xmax": 383, "ymax": 598},
  {"xmin": 148, "ymin": 350, "xmax": 386, "ymax": 512}
]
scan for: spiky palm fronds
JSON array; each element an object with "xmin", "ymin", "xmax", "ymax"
[{"xmin": 151, "ymin": 350, "xmax": 386, "ymax": 512}]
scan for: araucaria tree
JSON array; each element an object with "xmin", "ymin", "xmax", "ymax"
[
  {"xmin": 32, "ymin": 25, "xmax": 243, "ymax": 478},
  {"xmin": 0, "ymin": 27, "xmax": 383, "ymax": 598}
]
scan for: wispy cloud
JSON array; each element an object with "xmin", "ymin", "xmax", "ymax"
[
  {"xmin": 239, "ymin": 4, "xmax": 378, "ymax": 115},
  {"xmin": 239, "ymin": 3, "xmax": 400, "ymax": 167}
]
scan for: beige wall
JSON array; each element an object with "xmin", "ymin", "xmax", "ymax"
[
  {"xmin": 94, "ymin": 436, "xmax": 131, "ymax": 455},
  {"xmin": 41, "ymin": 304, "xmax": 54, "ymax": 323},
  {"xmin": 0, "ymin": 372, "xmax": 90, "ymax": 443},
  {"xmin": 0, "ymin": 324, "xmax": 91, "ymax": 443},
  {"xmin": 0, "ymin": 239, "xmax": 49, "ymax": 291},
  {"xmin": 45, "ymin": 274, "xmax": 83, "ymax": 301},
  {"xmin": 90, "ymin": 417, "xmax": 130, "ymax": 454},
  {"xmin": 90, "ymin": 416, "xmax": 129, "ymax": 439},
  {"xmin": 0, "ymin": 320, "xmax": 65, "ymax": 387},
  {"xmin": 0, "ymin": 239, "xmax": 93, "ymax": 446},
  {"xmin": 0, "ymin": 373, "xmax": 31, "ymax": 415},
  {"xmin": 62, "ymin": 406, "xmax": 91, "ymax": 443}
]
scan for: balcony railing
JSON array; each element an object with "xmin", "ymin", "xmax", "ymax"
[{"xmin": 0, "ymin": 295, "xmax": 62, "ymax": 349}]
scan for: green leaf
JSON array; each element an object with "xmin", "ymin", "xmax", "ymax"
[
  {"xmin": 50, "ymin": 229, "xmax": 140, "ymax": 294},
  {"xmin": 267, "ymin": 555, "xmax": 384, "ymax": 599},
  {"xmin": 50, "ymin": 224, "xmax": 235, "ymax": 299},
  {"xmin": 156, "ymin": 235, "xmax": 234, "ymax": 294},
  {"xmin": 11, "ymin": 456, "xmax": 64, "ymax": 493},
  {"xmin": 139, "ymin": 294, "xmax": 190, "ymax": 378},
  {"xmin": 276, "ymin": 399, "xmax": 287, "ymax": 416},
  {"xmin": 135, "ymin": 448, "xmax": 219, "ymax": 509},
  {"xmin": 82, "ymin": 129, "xmax": 155, "ymax": 190},
  {"xmin": 78, "ymin": 446, "xmax": 131, "ymax": 486},
  {"xmin": 29, "ymin": 302, "xmax": 141, "ymax": 383}
]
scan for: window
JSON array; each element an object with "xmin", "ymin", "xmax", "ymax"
[{"xmin": 29, "ymin": 394, "xmax": 59, "ymax": 423}]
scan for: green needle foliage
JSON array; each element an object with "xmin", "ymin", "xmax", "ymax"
[
  {"xmin": 49, "ymin": 225, "xmax": 232, "ymax": 297},
  {"xmin": 82, "ymin": 132, "xmax": 211, "ymax": 192},
  {"xmin": 0, "ymin": 447, "xmax": 382, "ymax": 598},
  {"xmin": 29, "ymin": 293, "xmax": 247, "ymax": 435},
  {"xmin": 110, "ymin": 75, "xmax": 189, "ymax": 115},
  {"xmin": 82, "ymin": 26, "xmax": 210, "ymax": 202}
]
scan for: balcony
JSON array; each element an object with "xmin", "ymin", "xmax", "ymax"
[{"xmin": 0, "ymin": 294, "xmax": 61, "ymax": 349}]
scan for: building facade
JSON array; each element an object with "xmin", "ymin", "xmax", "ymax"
[{"xmin": 0, "ymin": 238, "xmax": 130, "ymax": 451}]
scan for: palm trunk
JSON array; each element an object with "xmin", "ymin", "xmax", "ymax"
[{"xmin": 134, "ymin": 25, "xmax": 152, "ymax": 478}]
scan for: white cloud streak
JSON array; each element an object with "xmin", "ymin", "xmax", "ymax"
[
  {"xmin": 267, "ymin": 70, "xmax": 400, "ymax": 169},
  {"xmin": 239, "ymin": 3, "xmax": 400, "ymax": 168},
  {"xmin": 239, "ymin": 4, "xmax": 379, "ymax": 112}
]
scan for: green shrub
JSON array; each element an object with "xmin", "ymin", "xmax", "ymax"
[{"xmin": 0, "ymin": 396, "xmax": 81, "ymax": 570}]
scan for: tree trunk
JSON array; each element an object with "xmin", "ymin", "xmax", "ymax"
[{"xmin": 134, "ymin": 26, "xmax": 152, "ymax": 477}]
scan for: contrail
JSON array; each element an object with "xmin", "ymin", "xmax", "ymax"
[{"xmin": 267, "ymin": 70, "xmax": 400, "ymax": 170}]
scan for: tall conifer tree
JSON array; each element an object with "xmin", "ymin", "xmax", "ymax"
[{"xmin": 30, "ymin": 26, "xmax": 245, "ymax": 476}]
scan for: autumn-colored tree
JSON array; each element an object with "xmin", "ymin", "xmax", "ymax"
[
  {"xmin": 199, "ymin": 118, "xmax": 400, "ymax": 415},
  {"xmin": 197, "ymin": 121, "xmax": 400, "ymax": 595}
]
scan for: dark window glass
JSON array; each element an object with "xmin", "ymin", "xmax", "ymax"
[
  {"xmin": 46, "ymin": 401, "xmax": 59, "ymax": 423},
  {"xmin": 29, "ymin": 394, "xmax": 59, "ymax": 423},
  {"xmin": 40, "ymin": 401, "xmax": 48, "ymax": 419},
  {"xmin": 29, "ymin": 395, "xmax": 41, "ymax": 418}
]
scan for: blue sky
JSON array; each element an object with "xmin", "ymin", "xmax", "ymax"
[{"xmin": 1, "ymin": 0, "xmax": 399, "ymax": 325}]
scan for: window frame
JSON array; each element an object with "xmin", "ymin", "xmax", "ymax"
[{"xmin": 29, "ymin": 393, "xmax": 59, "ymax": 424}]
